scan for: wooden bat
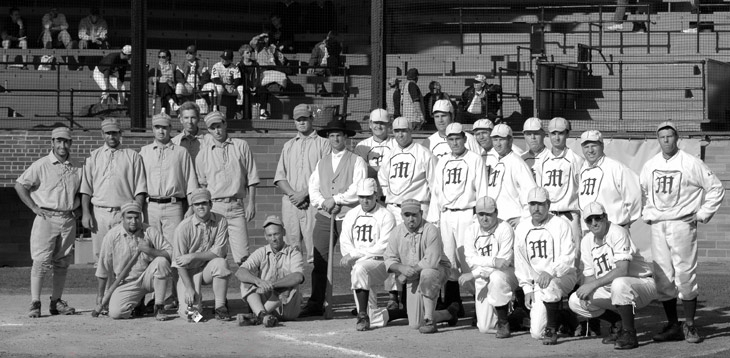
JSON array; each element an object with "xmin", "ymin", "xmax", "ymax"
[
  {"xmin": 323, "ymin": 214, "xmax": 335, "ymax": 319},
  {"xmin": 91, "ymin": 250, "xmax": 141, "ymax": 317}
]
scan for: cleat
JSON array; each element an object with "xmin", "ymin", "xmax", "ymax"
[
  {"xmin": 237, "ymin": 313, "xmax": 259, "ymax": 326},
  {"xmin": 298, "ymin": 305, "xmax": 324, "ymax": 318},
  {"xmin": 355, "ymin": 312, "xmax": 370, "ymax": 331},
  {"xmin": 418, "ymin": 318, "xmax": 437, "ymax": 334},
  {"xmin": 614, "ymin": 329, "xmax": 639, "ymax": 350},
  {"xmin": 446, "ymin": 302, "xmax": 459, "ymax": 327},
  {"xmin": 164, "ymin": 298, "xmax": 178, "ymax": 312},
  {"xmin": 215, "ymin": 306, "xmax": 232, "ymax": 321},
  {"xmin": 154, "ymin": 304, "xmax": 169, "ymax": 321},
  {"xmin": 653, "ymin": 322, "xmax": 684, "ymax": 342},
  {"xmin": 541, "ymin": 328, "xmax": 558, "ymax": 345},
  {"xmin": 496, "ymin": 321, "xmax": 511, "ymax": 339},
  {"xmin": 258, "ymin": 311, "xmax": 278, "ymax": 328},
  {"xmin": 602, "ymin": 322, "xmax": 623, "ymax": 344},
  {"xmin": 683, "ymin": 323, "xmax": 703, "ymax": 343},
  {"xmin": 49, "ymin": 297, "xmax": 75, "ymax": 315},
  {"xmin": 28, "ymin": 301, "xmax": 41, "ymax": 318}
]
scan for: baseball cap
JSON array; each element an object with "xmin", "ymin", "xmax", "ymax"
[
  {"xmin": 582, "ymin": 202, "xmax": 606, "ymax": 219},
  {"xmin": 263, "ymin": 215, "xmax": 284, "ymax": 228},
  {"xmin": 657, "ymin": 121, "xmax": 678, "ymax": 134},
  {"xmin": 392, "ymin": 117, "xmax": 411, "ymax": 130},
  {"xmin": 122, "ymin": 45, "xmax": 132, "ymax": 56},
  {"xmin": 101, "ymin": 118, "xmax": 121, "ymax": 133},
  {"xmin": 490, "ymin": 123, "xmax": 513, "ymax": 138},
  {"xmin": 220, "ymin": 49, "xmax": 234, "ymax": 61},
  {"xmin": 387, "ymin": 77, "xmax": 400, "ymax": 86},
  {"xmin": 121, "ymin": 201, "xmax": 142, "ymax": 215},
  {"xmin": 523, "ymin": 117, "xmax": 543, "ymax": 132},
  {"xmin": 370, "ymin": 108, "xmax": 390, "ymax": 123},
  {"xmin": 432, "ymin": 99, "xmax": 453, "ymax": 115},
  {"xmin": 406, "ymin": 68, "xmax": 419, "ymax": 80},
  {"xmin": 400, "ymin": 199, "xmax": 422, "ymax": 214},
  {"xmin": 474, "ymin": 74, "xmax": 487, "ymax": 83},
  {"xmin": 445, "ymin": 123, "xmax": 464, "ymax": 137},
  {"xmin": 186, "ymin": 45, "xmax": 197, "ymax": 54},
  {"xmin": 580, "ymin": 130, "xmax": 603, "ymax": 144},
  {"xmin": 475, "ymin": 196, "xmax": 497, "ymax": 214},
  {"xmin": 357, "ymin": 178, "xmax": 378, "ymax": 196},
  {"xmin": 548, "ymin": 117, "xmax": 570, "ymax": 132},
  {"xmin": 152, "ymin": 113, "xmax": 172, "ymax": 127},
  {"xmin": 51, "ymin": 127, "xmax": 72, "ymax": 140},
  {"xmin": 472, "ymin": 119, "xmax": 494, "ymax": 131},
  {"xmin": 204, "ymin": 111, "xmax": 225, "ymax": 128},
  {"xmin": 190, "ymin": 188, "xmax": 211, "ymax": 204},
  {"xmin": 526, "ymin": 187, "xmax": 550, "ymax": 203},
  {"xmin": 293, "ymin": 104, "xmax": 312, "ymax": 120}
]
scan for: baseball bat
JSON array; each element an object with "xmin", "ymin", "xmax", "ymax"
[
  {"xmin": 323, "ymin": 214, "xmax": 335, "ymax": 319},
  {"xmin": 91, "ymin": 250, "xmax": 141, "ymax": 317}
]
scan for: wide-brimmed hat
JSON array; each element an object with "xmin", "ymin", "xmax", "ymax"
[{"xmin": 317, "ymin": 119, "xmax": 356, "ymax": 137}]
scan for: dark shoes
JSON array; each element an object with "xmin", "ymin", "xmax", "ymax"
[
  {"xmin": 495, "ymin": 321, "xmax": 511, "ymax": 339},
  {"xmin": 355, "ymin": 312, "xmax": 370, "ymax": 331},
  {"xmin": 215, "ymin": 306, "xmax": 232, "ymax": 321},
  {"xmin": 49, "ymin": 297, "xmax": 75, "ymax": 315},
  {"xmin": 446, "ymin": 302, "xmax": 459, "ymax": 327},
  {"xmin": 419, "ymin": 318, "xmax": 438, "ymax": 334},
  {"xmin": 614, "ymin": 329, "xmax": 639, "ymax": 350},
  {"xmin": 28, "ymin": 301, "xmax": 41, "ymax": 318},
  {"xmin": 258, "ymin": 311, "xmax": 278, "ymax": 328},
  {"xmin": 541, "ymin": 328, "xmax": 558, "ymax": 345},
  {"xmin": 298, "ymin": 305, "xmax": 324, "ymax": 318},
  {"xmin": 602, "ymin": 322, "xmax": 623, "ymax": 344},
  {"xmin": 683, "ymin": 323, "xmax": 703, "ymax": 344},
  {"xmin": 653, "ymin": 322, "xmax": 685, "ymax": 342},
  {"xmin": 154, "ymin": 304, "xmax": 169, "ymax": 321}
]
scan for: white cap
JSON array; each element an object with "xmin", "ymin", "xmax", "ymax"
[
  {"xmin": 432, "ymin": 99, "xmax": 454, "ymax": 115},
  {"xmin": 580, "ymin": 130, "xmax": 603, "ymax": 144},
  {"xmin": 370, "ymin": 108, "xmax": 390, "ymax": 123},
  {"xmin": 357, "ymin": 178, "xmax": 378, "ymax": 196},
  {"xmin": 527, "ymin": 187, "xmax": 550, "ymax": 203},
  {"xmin": 490, "ymin": 123, "xmax": 513, "ymax": 138},
  {"xmin": 122, "ymin": 45, "xmax": 132, "ymax": 55},
  {"xmin": 582, "ymin": 202, "xmax": 606, "ymax": 219},
  {"xmin": 474, "ymin": 74, "xmax": 487, "ymax": 83},
  {"xmin": 472, "ymin": 119, "xmax": 494, "ymax": 131},
  {"xmin": 657, "ymin": 121, "xmax": 678, "ymax": 134},
  {"xmin": 523, "ymin": 117, "xmax": 543, "ymax": 132},
  {"xmin": 548, "ymin": 117, "xmax": 570, "ymax": 132},
  {"xmin": 445, "ymin": 123, "xmax": 464, "ymax": 136},
  {"xmin": 392, "ymin": 117, "xmax": 411, "ymax": 130}
]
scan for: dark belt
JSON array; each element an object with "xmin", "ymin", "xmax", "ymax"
[
  {"xmin": 446, "ymin": 207, "xmax": 471, "ymax": 212},
  {"xmin": 148, "ymin": 197, "xmax": 186, "ymax": 204},
  {"xmin": 39, "ymin": 207, "xmax": 73, "ymax": 216},
  {"xmin": 551, "ymin": 211, "xmax": 575, "ymax": 221}
]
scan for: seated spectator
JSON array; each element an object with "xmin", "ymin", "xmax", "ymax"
[
  {"xmin": 238, "ymin": 44, "xmax": 268, "ymax": 119},
  {"xmin": 266, "ymin": 13, "xmax": 294, "ymax": 53},
  {"xmin": 307, "ymin": 31, "xmax": 343, "ymax": 76},
  {"xmin": 459, "ymin": 74, "xmax": 501, "ymax": 124},
  {"xmin": 210, "ymin": 49, "xmax": 244, "ymax": 111},
  {"xmin": 93, "ymin": 45, "xmax": 131, "ymax": 104},
  {"xmin": 78, "ymin": 7, "xmax": 109, "ymax": 49},
  {"xmin": 423, "ymin": 81, "xmax": 450, "ymax": 126},
  {"xmin": 251, "ymin": 34, "xmax": 291, "ymax": 93},
  {"xmin": 176, "ymin": 45, "xmax": 215, "ymax": 114},
  {"xmin": 1, "ymin": 7, "xmax": 28, "ymax": 69},
  {"xmin": 148, "ymin": 49, "xmax": 183, "ymax": 115},
  {"xmin": 41, "ymin": 7, "xmax": 72, "ymax": 49}
]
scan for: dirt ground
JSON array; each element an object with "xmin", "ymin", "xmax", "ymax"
[{"xmin": 1, "ymin": 261, "xmax": 729, "ymax": 358}]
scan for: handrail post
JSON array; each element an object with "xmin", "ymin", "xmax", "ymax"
[
  {"xmin": 56, "ymin": 57, "xmax": 61, "ymax": 116},
  {"xmin": 696, "ymin": 9, "xmax": 701, "ymax": 54},
  {"xmin": 618, "ymin": 61, "xmax": 623, "ymax": 122},
  {"xmin": 701, "ymin": 60, "xmax": 706, "ymax": 121},
  {"xmin": 647, "ymin": 8, "xmax": 651, "ymax": 54}
]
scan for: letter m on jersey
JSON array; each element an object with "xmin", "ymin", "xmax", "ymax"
[{"xmin": 651, "ymin": 170, "xmax": 682, "ymax": 210}]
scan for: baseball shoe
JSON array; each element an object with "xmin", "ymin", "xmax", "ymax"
[
  {"xmin": 457, "ymin": 302, "xmax": 465, "ymax": 318},
  {"xmin": 471, "ymin": 312, "xmax": 477, "ymax": 327},
  {"xmin": 446, "ymin": 302, "xmax": 459, "ymax": 327},
  {"xmin": 237, "ymin": 313, "xmax": 260, "ymax": 326},
  {"xmin": 602, "ymin": 322, "xmax": 623, "ymax": 344},
  {"xmin": 49, "ymin": 297, "xmax": 75, "ymax": 315},
  {"xmin": 215, "ymin": 306, "xmax": 232, "ymax": 321},
  {"xmin": 386, "ymin": 299, "xmax": 400, "ymax": 311},
  {"xmin": 28, "ymin": 301, "xmax": 41, "ymax": 318},
  {"xmin": 298, "ymin": 305, "xmax": 324, "ymax": 318},
  {"xmin": 495, "ymin": 321, "xmax": 511, "ymax": 339},
  {"xmin": 356, "ymin": 312, "xmax": 370, "ymax": 331},
  {"xmin": 258, "ymin": 311, "xmax": 278, "ymax": 328},
  {"xmin": 614, "ymin": 329, "xmax": 639, "ymax": 350},
  {"xmin": 653, "ymin": 322, "xmax": 685, "ymax": 342},
  {"xmin": 541, "ymin": 328, "xmax": 558, "ymax": 345},
  {"xmin": 164, "ymin": 297, "xmax": 178, "ymax": 311},
  {"xmin": 419, "ymin": 318, "xmax": 438, "ymax": 334},
  {"xmin": 683, "ymin": 323, "xmax": 703, "ymax": 343},
  {"xmin": 154, "ymin": 304, "xmax": 170, "ymax": 321},
  {"xmin": 605, "ymin": 23, "xmax": 623, "ymax": 31}
]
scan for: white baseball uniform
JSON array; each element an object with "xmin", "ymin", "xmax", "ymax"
[
  {"xmin": 578, "ymin": 155, "xmax": 641, "ymax": 228},
  {"xmin": 378, "ymin": 141, "xmax": 437, "ymax": 224},
  {"xmin": 340, "ymin": 203, "xmax": 396, "ymax": 328},
  {"xmin": 568, "ymin": 223, "xmax": 656, "ymax": 319},
  {"xmin": 514, "ymin": 214, "xmax": 577, "ymax": 339},
  {"xmin": 355, "ymin": 136, "xmax": 396, "ymax": 194},
  {"xmin": 429, "ymin": 150, "xmax": 488, "ymax": 279},
  {"xmin": 424, "ymin": 131, "xmax": 482, "ymax": 160},
  {"xmin": 540, "ymin": 147, "xmax": 585, "ymax": 252},
  {"xmin": 640, "ymin": 149, "xmax": 724, "ymax": 301},
  {"xmin": 522, "ymin": 147, "xmax": 550, "ymax": 184},
  {"xmin": 464, "ymin": 219, "xmax": 518, "ymax": 333},
  {"xmin": 485, "ymin": 149, "xmax": 537, "ymax": 225}
]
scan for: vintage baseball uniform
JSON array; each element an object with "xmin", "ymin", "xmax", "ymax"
[
  {"xmin": 640, "ymin": 149, "xmax": 724, "ymax": 301},
  {"xmin": 95, "ymin": 223, "xmax": 172, "ymax": 319},
  {"xmin": 355, "ymin": 136, "xmax": 396, "ymax": 180},
  {"xmin": 569, "ymin": 223, "xmax": 656, "ymax": 318},
  {"xmin": 464, "ymin": 219, "xmax": 518, "ymax": 333},
  {"xmin": 80, "ymin": 144, "xmax": 147, "ymax": 262},
  {"xmin": 514, "ymin": 214, "xmax": 577, "ymax": 339},
  {"xmin": 541, "ymin": 147, "xmax": 585, "ymax": 250},
  {"xmin": 578, "ymin": 155, "xmax": 641, "ymax": 228},
  {"xmin": 522, "ymin": 147, "xmax": 550, "ymax": 184},
  {"xmin": 485, "ymin": 148, "xmax": 537, "ymax": 224},
  {"xmin": 240, "ymin": 245, "xmax": 304, "ymax": 320},
  {"xmin": 424, "ymin": 131, "xmax": 482, "ymax": 160},
  {"xmin": 196, "ymin": 136, "xmax": 260, "ymax": 263},
  {"xmin": 378, "ymin": 141, "xmax": 437, "ymax": 224}
]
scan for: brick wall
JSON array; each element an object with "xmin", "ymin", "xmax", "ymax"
[{"xmin": 1, "ymin": 130, "xmax": 729, "ymax": 265}]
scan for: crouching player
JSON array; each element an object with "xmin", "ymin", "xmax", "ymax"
[{"xmin": 569, "ymin": 202, "xmax": 656, "ymax": 350}]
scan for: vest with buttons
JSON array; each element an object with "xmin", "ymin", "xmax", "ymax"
[{"xmin": 317, "ymin": 150, "xmax": 358, "ymax": 218}]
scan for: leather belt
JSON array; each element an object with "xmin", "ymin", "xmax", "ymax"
[
  {"xmin": 94, "ymin": 205, "xmax": 120, "ymax": 211},
  {"xmin": 148, "ymin": 197, "xmax": 186, "ymax": 204},
  {"xmin": 39, "ymin": 207, "xmax": 73, "ymax": 216},
  {"xmin": 446, "ymin": 207, "xmax": 471, "ymax": 212}
]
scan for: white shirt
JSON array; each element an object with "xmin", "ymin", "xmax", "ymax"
[
  {"xmin": 429, "ymin": 150, "xmax": 487, "ymax": 220},
  {"xmin": 464, "ymin": 220, "xmax": 514, "ymax": 279},
  {"xmin": 378, "ymin": 141, "xmax": 436, "ymax": 204},
  {"xmin": 308, "ymin": 149, "xmax": 368, "ymax": 214},
  {"xmin": 522, "ymin": 146, "xmax": 550, "ymax": 184},
  {"xmin": 578, "ymin": 155, "xmax": 641, "ymax": 226},
  {"xmin": 581, "ymin": 223, "xmax": 652, "ymax": 280},
  {"xmin": 485, "ymin": 149, "xmax": 537, "ymax": 221},
  {"xmin": 339, "ymin": 204, "xmax": 396, "ymax": 260},
  {"xmin": 540, "ymin": 147, "xmax": 584, "ymax": 212},
  {"xmin": 354, "ymin": 136, "xmax": 396, "ymax": 172},
  {"xmin": 514, "ymin": 215, "xmax": 576, "ymax": 294},
  {"xmin": 424, "ymin": 131, "xmax": 482, "ymax": 160}
]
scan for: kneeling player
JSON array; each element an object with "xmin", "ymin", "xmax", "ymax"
[
  {"xmin": 384, "ymin": 199, "xmax": 458, "ymax": 334},
  {"xmin": 569, "ymin": 202, "xmax": 656, "ymax": 350},
  {"xmin": 460, "ymin": 197, "xmax": 518, "ymax": 337},
  {"xmin": 172, "ymin": 188, "xmax": 232, "ymax": 321},
  {"xmin": 235, "ymin": 215, "xmax": 305, "ymax": 327}
]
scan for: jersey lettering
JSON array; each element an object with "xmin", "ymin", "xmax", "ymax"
[
  {"xmin": 580, "ymin": 178, "xmax": 597, "ymax": 196},
  {"xmin": 650, "ymin": 170, "xmax": 682, "ymax": 210},
  {"xmin": 354, "ymin": 224, "xmax": 373, "ymax": 243},
  {"xmin": 386, "ymin": 153, "xmax": 417, "ymax": 196},
  {"xmin": 445, "ymin": 168, "xmax": 463, "ymax": 184},
  {"xmin": 441, "ymin": 159, "xmax": 470, "ymax": 203},
  {"xmin": 390, "ymin": 162, "xmax": 410, "ymax": 179},
  {"xmin": 579, "ymin": 166, "xmax": 604, "ymax": 209},
  {"xmin": 592, "ymin": 253, "xmax": 612, "ymax": 277},
  {"xmin": 544, "ymin": 169, "xmax": 564, "ymax": 187},
  {"xmin": 530, "ymin": 240, "xmax": 547, "ymax": 259}
]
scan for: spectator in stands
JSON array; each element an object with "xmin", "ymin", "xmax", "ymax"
[
  {"xmin": 78, "ymin": 7, "xmax": 109, "ymax": 49},
  {"xmin": 402, "ymin": 68, "xmax": 426, "ymax": 130},
  {"xmin": 307, "ymin": 31, "xmax": 343, "ymax": 76},
  {"xmin": 238, "ymin": 44, "xmax": 267, "ymax": 119},
  {"xmin": 149, "ymin": 49, "xmax": 183, "ymax": 115},
  {"xmin": 251, "ymin": 33, "xmax": 291, "ymax": 95},
  {"xmin": 459, "ymin": 74, "xmax": 490, "ymax": 124},
  {"xmin": 423, "ymin": 81, "xmax": 450, "ymax": 126},
  {"xmin": 386, "ymin": 77, "xmax": 401, "ymax": 119},
  {"xmin": 211, "ymin": 49, "xmax": 244, "ymax": 112},
  {"xmin": 176, "ymin": 45, "xmax": 215, "ymax": 115},
  {"xmin": 266, "ymin": 13, "xmax": 294, "ymax": 53},
  {"xmin": 41, "ymin": 7, "xmax": 72, "ymax": 49},
  {"xmin": 1, "ymin": 7, "xmax": 27, "ymax": 69},
  {"xmin": 94, "ymin": 45, "xmax": 131, "ymax": 104}
]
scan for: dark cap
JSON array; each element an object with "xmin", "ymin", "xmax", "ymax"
[
  {"xmin": 186, "ymin": 45, "xmax": 197, "ymax": 54},
  {"xmin": 406, "ymin": 68, "xmax": 419, "ymax": 80},
  {"xmin": 220, "ymin": 49, "xmax": 234, "ymax": 61}
]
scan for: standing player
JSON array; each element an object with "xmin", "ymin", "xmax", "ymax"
[
  {"xmin": 354, "ymin": 108, "xmax": 395, "ymax": 187},
  {"xmin": 401, "ymin": 68, "xmax": 426, "ymax": 130},
  {"xmin": 460, "ymin": 196, "xmax": 518, "ymax": 337},
  {"xmin": 568, "ymin": 202, "xmax": 656, "ymax": 350},
  {"xmin": 423, "ymin": 99, "xmax": 481, "ymax": 159},
  {"xmin": 514, "ymin": 187, "xmax": 577, "ymax": 344},
  {"xmin": 275, "ymin": 104, "xmax": 331, "ymax": 264},
  {"xmin": 429, "ymin": 123, "xmax": 488, "ymax": 316},
  {"xmin": 472, "ymin": 118, "xmax": 494, "ymax": 160},
  {"xmin": 172, "ymin": 188, "xmax": 232, "ymax": 321},
  {"xmin": 302, "ymin": 119, "xmax": 367, "ymax": 317},
  {"xmin": 640, "ymin": 121, "xmax": 725, "ymax": 344},
  {"xmin": 384, "ymin": 199, "xmax": 459, "ymax": 334},
  {"xmin": 521, "ymin": 117, "xmax": 550, "ymax": 183},
  {"xmin": 210, "ymin": 49, "xmax": 244, "ymax": 110},
  {"xmin": 485, "ymin": 124, "xmax": 536, "ymax": 228},
  {"xmin": 339, "ymin": 178, "xmax": 397, "ymax": 330},
  {"xmin": 578, "ymin": 130, "xmax": 641, "ymax": 228},
  {"xmin": 171, "ymin": 101, "xmax": 205, "ymax": 162},
  {"xmin": 15, "ymin": 127, "xmax": 81, "ymax": 317},
  {"xmin": 81, "ymin": 118, "xmax": 146, "ymax": 265}
]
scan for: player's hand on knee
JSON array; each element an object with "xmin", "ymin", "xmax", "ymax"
[
  {"xmin": 339, "ymin": 254, "xmax": 352, "ymax": 267},
  {"xmin": 257, "ymin": 280, "xmax": 274, "ymax": 294},
  {"xmin": 525, "ymin": 292, "xmax": 535, "ymax": 310},
  {"xmin": 536, "ymin": 271, "xmax": 554, "ymax": 289},
  {"xmin": 575, "ymin": 283, "xmax": 596, "ymax": 300},
  {"xmin": 458, "ymin": 272, "xmax": 474, "ymax": 286}
]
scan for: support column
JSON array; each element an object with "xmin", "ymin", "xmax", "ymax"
[
  {"xmin": 130, "ymin": 0, "xmax": 147, "ymax": 129},
  {"xmin": 371, "ymin": 0, "xmax": 385, "ymax": 110}
]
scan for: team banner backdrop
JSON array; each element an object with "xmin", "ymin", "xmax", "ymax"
[{"xmin": 513, "ymin": 137, "xmax": 702, "ymax": 261}]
